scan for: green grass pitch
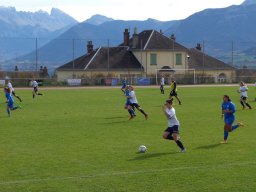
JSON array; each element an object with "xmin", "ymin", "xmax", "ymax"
[{"xmin": 0, "ymin": 86, "xmax": 256, "ymax": 192}]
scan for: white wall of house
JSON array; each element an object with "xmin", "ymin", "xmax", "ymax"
[{"xmin": 133, "ymin": 50, "xmax": 188, "ymax": 75}]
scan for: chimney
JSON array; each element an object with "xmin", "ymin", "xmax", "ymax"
[
  {"xmin": 123, "ymin": 28, "xmax": 130, "ymax": 46},
  {"xmin": 196, "ymin": 43, "xmax": 202, "ymax": 51},
  {"xmin": 87, "ymin": 41, "xmax": 93, "ymax": 54},
  {"xmin": 132, "ymin": 27, "xmax": 139, "ymax": 48},
  {"xmin": 170, "ymin": 34, "xmax": 176, "ymax": 41}
]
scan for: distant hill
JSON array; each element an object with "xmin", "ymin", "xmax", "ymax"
[
  {"xmin": 84, "ymin": 14, "xmax": 114, "ymax": 25},
  {"xmin": 164, "ymin": 0, "xmax": 256, "ymax": 66}
]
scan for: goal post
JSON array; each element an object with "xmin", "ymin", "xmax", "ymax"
[{"xmin": 155, "ymin": 68, "xmax": 196, "ymax": 85}]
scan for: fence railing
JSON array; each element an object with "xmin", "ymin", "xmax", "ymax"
[{"xmin": 1, "ymin": 75, "xmax": 255, "ymax": 87}]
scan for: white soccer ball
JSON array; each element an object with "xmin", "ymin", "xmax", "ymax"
[{"xmin": 138, "ymin": 145, "xmax": 147, "ymax": 153}]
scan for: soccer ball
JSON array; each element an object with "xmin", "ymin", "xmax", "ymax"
[{"xmin": 138, "ymin": 145, "xmax": 147, "ymax": 153}]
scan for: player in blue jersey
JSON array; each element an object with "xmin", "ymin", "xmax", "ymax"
[
  {"xmin": 121, "ymin": 79, "xmax": 127, "ymax": 94},
  {"xmin": 221, "ymin": 95, "xmax": 243, "ymax": 144},
  {"xmin": 4, "ymin": 87, "xmax": 21, "ymax": 117},
  {"xmin": 124, "ymin": 86, "xmax": 136, "ymax": 120}
]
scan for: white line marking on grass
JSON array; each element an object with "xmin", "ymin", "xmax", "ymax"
[{"xmin": 1, "ymin": 161, "xmax": 255, "ymax": 185}]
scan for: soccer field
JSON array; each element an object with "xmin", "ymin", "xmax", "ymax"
[{"xmin": 0, "ymin": 86, "xmax": 256, "ymax": 192}]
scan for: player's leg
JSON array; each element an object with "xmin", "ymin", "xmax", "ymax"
[
  {"xmin": 240, "ymin": 97, "xmax": 245, "ymax": 109},
  {"xmin": 163, "ymin": 131, "xmax": 173, "ymax": 140},
  {"xmin": 244, "ymin": 98, "xmax": 252, "ymax": 109},
  {"xmin": 134, "ymin": 104, "xmax": 148, "ymax": 119},
  {"xmin": 169, "ymin": 92, "xmax": 173, "ymax": 100},
  {"xmin": 34, "ymin": 87, "xmax": 43, "ymax": 96},
  {"xmin": 173, "ymin": 92, "xmax": 181, "ymax": 105},
  {"xmin": 221, "ymin": 117, "xmax": 233, "ymax": 144},
  {"xmin": 6, "ymin": 105, "xmax": 11, "ymax": 117},
  {"xmin": 175, "ymin": 95, "xmax": 182, "ymax": 105},
  {"xmin": 160, "ymin": 85, "xmax": 164, "ymax": 94},
  {"xmin": 36, "ymin": 89, "xmax": 43, "ymax": 95},
  {"xmin": 232, "ymin": 122, "xmax": 244, "ymax": 131},
  {"xmin": 12, "ymin": 91, "xmax": 22, "ymax": 102},
  {"xmin": 172, "ymin": 125, "xmax": 185, "ymax": 152},
  {"xmin": 127, "ymin": 105, "xmax": 136, "ymax": 120}
]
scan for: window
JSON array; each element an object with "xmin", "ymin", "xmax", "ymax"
[
  {"xmin": 176, "ymin": 53, "xmax": 182, "ymax": 65},
  {"xmin": 150, "ymin": 53, "xmax": 157, "ymax": 65}
]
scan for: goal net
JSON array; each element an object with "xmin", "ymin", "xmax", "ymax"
[{"xmin": 155, "ymin": 68, "xmax": 196, "ymax": 85}]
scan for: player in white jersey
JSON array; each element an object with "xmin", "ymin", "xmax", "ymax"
[
  {"xmin": 160, "ymin": 76, "xmax": 165, "ymax": 94},
  {"xmin": 237, "ymin": 81, "xmax": 252, "ymax": 109},
  {"xmin": 162, "ymin": 99, "xmax": 186, "ymax": 152},
  {"xmin": 7, "ymin": 80, "xmax": 22, "ymax": 102},
  {"xmin": 31, "ymin": 80, "xmax": 43, "ymax": 98},
  {"xmin": 128, "ymin": 85, "xmax": 148, "ymax": 119}
]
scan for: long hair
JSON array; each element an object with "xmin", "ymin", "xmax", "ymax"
[{"xmin": 223, "ymin": 95, "xmax": 231, "ymax": 102}]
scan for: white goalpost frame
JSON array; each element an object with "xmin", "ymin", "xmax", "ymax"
[{"xmin": 155, "ymin": 68, "xmax": 196, "ymax": 85}]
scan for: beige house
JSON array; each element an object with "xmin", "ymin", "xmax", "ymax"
[
  {"xmin": 56, "ymin": 29, "xmax": 236, "ymax": 84},
  {"xmin": 122, "ymin": 29, "xmax": 188, "ymax": 75}
]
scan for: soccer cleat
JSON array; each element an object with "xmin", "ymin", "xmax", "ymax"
[
  {"xmin": 237, "ymin": 122, "xmax": 244, "ymax": 127},
  {"xmin": 220, "ymin": 140, "xmax": 228, "ymax": 144},
  {"xmin": 145, "ymin": 114, "xmax": 148, "ymax": 120},
  {"xmin": 129, "ymin": 116, "xmax": 135, "ymax": 120},
  {"xmin": 181, "ymin": 148, "xmax": 186, "ymax": 153}
]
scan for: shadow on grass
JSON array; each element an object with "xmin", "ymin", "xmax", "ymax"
[
  {"xmin": 128, "ymin": 152, "xmax": 178, "ymax": 161},
  {"xmin": 104, "ymin": 116, "xmax": 127, "ymax": 119},
  {"xmin": 195, "ymin": 143, "xmax": 221, "ymax": 150}
]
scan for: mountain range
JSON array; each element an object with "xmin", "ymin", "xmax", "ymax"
[
  {"xmin": 0, "ymin": 6, "xmax": 78, "ymax": 61},
  {"xmin": 1, "ymin": 0, "xmax": 256, "ymax": 72}
]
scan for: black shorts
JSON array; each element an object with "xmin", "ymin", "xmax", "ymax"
[
  {"xmin": 241, "ymin": 96, "xmax": 247, "ymax": 100},
  {"xmin": 164, "ymin": 125, "xmax": 179, "ymax": 134},
  {"xmin": 33, "ymin": 87, "xmax": 38, "ymax": 92},
  {"xmin": 170, "ymin": 91, "xmax": 177, "ymax": 96},
  {"xmin": 131, "ymin": 103, "xmax": 140, "ymax": 108}
]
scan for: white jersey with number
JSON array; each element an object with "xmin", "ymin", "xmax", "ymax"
[
  {"xmin": 240, "ymin": 85, "xmax": 248, "ymax": 97},
  {"xmin": 32, "ymin": 81, "xmax": 38, "ymax": 88},
  {"xmin": 166, "ymin": 107, "xmax": 180, "ymax": 127},
  {"xmin": 8, "ymin": 82, "xmax": 14, "ymax": 92},
  {"xmin": 129, "ymin": 90, "xmax": 138, "ymax": 104}
]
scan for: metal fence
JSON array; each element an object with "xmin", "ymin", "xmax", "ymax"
[{"xmin": 1, "ymin": 75, "xmax": 255, "ymax": 88}]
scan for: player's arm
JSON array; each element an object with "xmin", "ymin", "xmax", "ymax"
[{"xmin": 162, "ymin": 105, "xmax": 168, "ymax": 118}]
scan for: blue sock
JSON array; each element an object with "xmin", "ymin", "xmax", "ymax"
[
  {"xmin": 224, "ymin": 131, "xmax": 229, "ymax": 140},
  {"xmin": 7, "ymin": 109, "xmax": 10, "ymax": 116},
  {"xmin": 128, "ymin": 109, "xmax": 135, "ymax": 116},
  {"xmin": 12, "ymin": 106, "xmax": 19, "ymax": 110},
  {"xmin": 232, "ymin": 125, "xmax": 239, "ymax": 131}
]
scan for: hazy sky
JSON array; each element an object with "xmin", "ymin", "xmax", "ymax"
[{"xmin": 0, "ymin": 0, "xmax": 245, "ymax": 22}]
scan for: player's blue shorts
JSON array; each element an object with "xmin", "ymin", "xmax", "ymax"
[
  {"xmin": 121, "ymin": 85, "xmax": 126, "ymax": 89},
  {"xmin": 164, "ymin": 125, "xmax": 179, "ymax": 134},
  {"xmin": 8, "ymin": 101, "xmax": 14, "ymax": 109},
  {"xmin": 125, "ymin": 100, "xmax": 132, "ymax": 106},
  {"xmin": 224, "ymin": 116, "xmax": 235, "ymax": 125}
]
